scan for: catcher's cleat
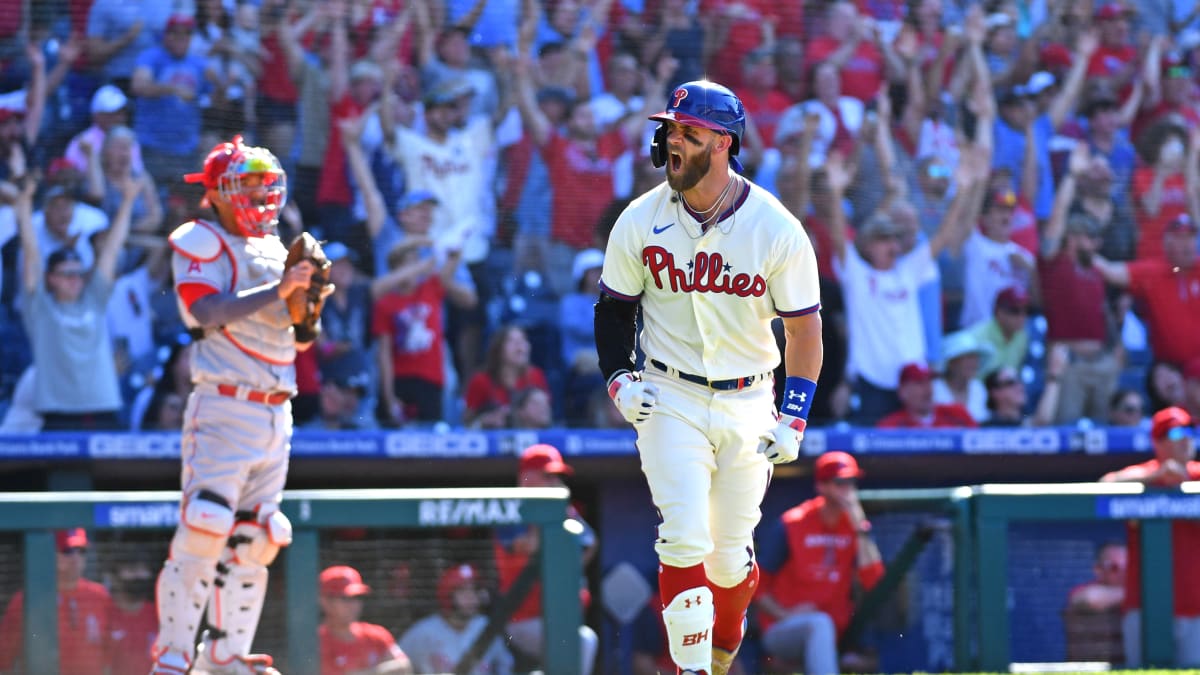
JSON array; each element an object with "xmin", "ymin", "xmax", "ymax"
[
  {"xmin": 711, "ymin": 646, "xmax": 738, "ymax": 675},
  {"xmin": 191, "ymin": 641, "xmax": 281, "ymax": 675},
  {"xmin": 148, "ymin": 648, "xmax": 191, "ymax": 674}
]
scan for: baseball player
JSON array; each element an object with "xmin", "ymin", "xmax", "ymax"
[
  {"xmin": 151, "ymin": 136, "xmax": 332, "ymax": 675},
  {"xmin": 594, "ymin": 80, "xmax": 823, "ymax": 675}
]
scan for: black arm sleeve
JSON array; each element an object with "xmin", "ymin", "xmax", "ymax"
[{"xmin": 594, "ymin": 292, "xmax": 639, "ymax": 384}]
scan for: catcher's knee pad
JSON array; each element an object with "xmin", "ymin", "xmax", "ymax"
[
  {"xmin": 172, "ymin": 490, "xmax": 235, "ymax": 560},
  {"xmin": 230, "ymin": 503, "xmax": 292, "ymax": 566},
  {"xmin": 155, "ymin": 551, "xmax": 219, "ymax": 654},
  {"xmin": 662, "ymin": 586, "xmax": 715, "ymax": 672}
]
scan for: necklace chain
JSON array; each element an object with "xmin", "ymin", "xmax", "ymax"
[{"xmin": 678, "ymin": 174, "xmax": 739, "ymax": 229}]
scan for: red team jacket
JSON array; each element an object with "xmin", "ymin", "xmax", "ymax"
[
  {"xmin": 320, "ymin": 621, "xmax": 400, "ymax": 675},
  {"xmin": 0, "ymin": 580, "xmax": 112, "ymax": 674},
  {"xmin": 760, "ymin": 497, "xmax": 885, "ymax": 635},
  {"xmin": 1117, "ymin": 459, "xmax": 1200, "ymax": 616}
]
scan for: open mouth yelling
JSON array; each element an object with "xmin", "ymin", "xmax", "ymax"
[{"xmin": 670, "ymin": 151, "xmax": 683, "ymax": 172}]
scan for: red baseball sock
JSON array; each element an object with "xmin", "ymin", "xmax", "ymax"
[
  {"xmin": 659, "ymin": 562, "xmax": 709, "ymax": 607},
  {"xmin": 709, "ymin": 563, "xmax": 760, "ymax": 652}
]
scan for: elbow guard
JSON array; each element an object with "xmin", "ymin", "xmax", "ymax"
[{"xmin": 594, "ymin": 292, "xmax": 639, "ymax": 383}]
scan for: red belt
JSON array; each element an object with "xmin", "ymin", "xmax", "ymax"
[{"xmin": 215, "ymin": 384, "xmax": 292, "ymax": 405}]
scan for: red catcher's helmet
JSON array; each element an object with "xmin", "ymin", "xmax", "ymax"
[
  {"xmin": 185, "ymin": 135, "xmax": 287, "ymax": 237},
  {"xmin": 437, "ymin": 564, "xmax": 478, "ymax": 612}
]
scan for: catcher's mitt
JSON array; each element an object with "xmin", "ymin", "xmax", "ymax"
[{"xmin": 284, "ymin": 232, "xmax": 332, "ymax": 342}]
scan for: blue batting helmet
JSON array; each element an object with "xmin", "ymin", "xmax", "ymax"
[{"xmin": 649, "ymin": 80, "xmax": 746, "ymax": 157}]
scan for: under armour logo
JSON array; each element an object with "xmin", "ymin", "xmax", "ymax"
[
  {"xmin": 683, "ymin": 595, "xmax": 703, "ymax": 608},
  {"xmin": 787, "ymin": 391, "xmax": 807, "ymax": 402},
  {"xmin": 672, "ymin": 88, "xmax": 689, "ymax": 108}
]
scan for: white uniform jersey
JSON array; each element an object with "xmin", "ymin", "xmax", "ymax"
[
  {"xmin": 390, "ymin": 117, "xmax": 495, "ymax": 263},
  {"xmin": 600, "ymin": 179, "xmax": 820, "ymax": 379},
  {"xmin": 169, "ymin": 219, "xmax": 296, "ymax": 392},
  {"xmin": 399, "ymin": 614, "xmax": 513, "ymax": 675}
]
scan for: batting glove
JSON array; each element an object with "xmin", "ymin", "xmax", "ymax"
[
  {"xmin": 758, "ymin": 376, "xmax": 817, "ymax": 465},
  {"xmin": 608, "ymin": 371, "xmax": 659, "ymax": 425}
]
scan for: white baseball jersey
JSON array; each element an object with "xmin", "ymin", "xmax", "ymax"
[
  {"xmin": 169, "ymin": 219, "xmax": 296, "ymax": 392},
  {"xmin": 399, "ymin": 614, "xmax": 513, "ymax": 675},
  {"xmin": 390, "ymin": 117, "xmax": 495, "ymax": 263},
  {"xmin": 959, "ymin": 230, "xmax": 1034, "ymax": 328},
  {"xmin": 599, "ymin": 179, "xmax": 820, "ymax": 379}
]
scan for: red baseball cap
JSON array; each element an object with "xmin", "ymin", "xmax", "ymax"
[
  {"xmin": 1094, "ymin": 3, "xmax": 1131, "ymax": 21},
  {"xmin": 1150, "ymin": 407, "xmax": 1193, "ymax": 441},
  {"xmin": 55, "ymin": 528, "xmax": 88, "ymax": 552},
  {"xmin": 1166, "ymin": 213, "xmax": 1199, "ymax": 234},
  {"xmin": 166, "ymin": 14, "xmax": 196, "ymax": 31},
  {"xmin": 320, "ymin": 565, "xmax": 371, "ymax": 597},
  {"xmin": 815, "ymin": 451, "xmax": 865, "ymax": 482},
  {"xmin": 1039, "ymin": 44, "xmax": 1074, "ymax": 71},
  {"xmin": 437, "ymin": 564, "xmax": 478, "ymax": 611},
  {"xmin": 519, "ymin": 444, "xmax": 573, "ymax": 476},
  {"xmin": 995, "ymin": 286, "xmax": 1030, "ymax": 311},
  {"xmin": 899, "ymin": 363, "xmax": 934, "ymax": 385}
]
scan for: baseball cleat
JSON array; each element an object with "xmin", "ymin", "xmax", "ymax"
[
  {"xmin": 192, "ymin": 643, "xmax": 281, "ymax": 675},
  {"xmin": 148, "ymin": 648, "xmax": 191, "ymax": 674},
  {"xmin": 711, "ymin": 646, "xmax": 738, "ymax": 675}
]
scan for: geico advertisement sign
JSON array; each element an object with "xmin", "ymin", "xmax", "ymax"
[
  {"xmin": 384, "ymin": 432, "xmax": 490, "ymax": 458},
  {"xmin": 88, "ymin": 433, "xmax": 181, "ymax": 459},
  {"xmin": 418, "ymin": 498, "xmax": 522, "ymax": 526},
  {"xmin": 962, "ymin": 429, "xmax": 1061, "ymax": 453}
]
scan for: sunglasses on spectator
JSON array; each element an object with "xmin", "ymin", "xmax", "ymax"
[
  {"xmin": 1166, "ymin": 427, "xmax": 1193, "ymax": 441},
  {"xmin": 999, "ymin": 304, "xmax": 1028, "ymax": 315},
  {"xmin": 59, "ymin": 547, "xmax": 87, "ymax": 556}
]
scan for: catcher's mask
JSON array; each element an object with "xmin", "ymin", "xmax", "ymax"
[{"xmin": 185, "ymin": 135, "xmax": 287, "ymax": 237}]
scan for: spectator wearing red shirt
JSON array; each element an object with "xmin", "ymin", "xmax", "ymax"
[
  {"xmin": 805, "ymin": 2, "xmax": 888, "ymax": 104},
  {"xmin": 463, "ymin": 325, "xmax": 550, "ymax": 429},
  {"xmin": 0, "ymin": 529, "xmax": 112, "ymax": 675},
  {"xmin": 1086, "ymin": 4, "xmax": 1137, "ymax": 88},
  {"xmin": 1131, "ymin": 123, "xmax": 1193, "ymax": 261},
  {"xmin": 372, "ymin": 229, "xmax": 476, "ymax": 426},
  {"xmin": 1039, "ymin": 163, "xmax": 1121, "ymax": 424},
  {"xmin": 1094, "ymin": 213, "xmax": 1200, "ymax": 366},
  {"xmin": 107, "ymin": 554, "xmax": 159, "ymax": 675},
  {"xmin": 736, "ymin": 47, "xmax": 793, "ymax": 148},
  {"xmin": 1133, "ymin": 53, "xmax": 1200, "ymax": 145},
  {"xmin": 756, "ymin": 451, "xmax": 885, "ymax": 675},
  {"xmin": 1100, "ymin": 407, "xmax": 1200, "ymax": 668},
  {"xmin": 876, "ymin": 363, "xmax": 979, "ymax": 428},
  {"xmin": 698, "ymin": 0, "xmax": 789, "ymax": 90},
  {"xmin": 493, "ymin": 445, "xmax": 598, "ymax": 674},
  {"xmin": 318, "ymin": 565, "xmax": 411, "ymax": 675},
  {"xmin": 512, "ymin": 49, "xmax": 671, "ymax": 295}
]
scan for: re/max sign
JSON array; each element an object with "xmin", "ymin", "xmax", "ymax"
[{"xmin": 418, "ymin": 499, "xmax": 522, "ymax": 526}]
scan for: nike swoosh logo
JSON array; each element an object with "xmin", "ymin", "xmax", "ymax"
[{"xmin": 653, "ymin": 222, "xmax": 675, "ymax": 234}]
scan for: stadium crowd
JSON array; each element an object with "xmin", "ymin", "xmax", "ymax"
[{"xmin": 0, "ymin": 0, "xmax": 1199, "ymax": 434}]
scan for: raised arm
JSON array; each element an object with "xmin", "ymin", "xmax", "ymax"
[
  {"xmin": 776, "ymin": 110, "xmax": 819, "ymax": 218},
  {"xmin": 86, "ymin": 17, "xmax": 142, "ymax": 70},
  {"xmin": 22, "ymin": 43, "xmax": 46, "ymax": 145},
  {"xmin": 1030, "ymin": 344, "xmax": 1067, "ymax": 426},
  {"xmin": 82, "ymin": 138, "xmax": 105, "ymax": 203},
  {"xmin": 620, "ymin": 55, "xmax": 675, "ymax": 147},
  {"xmin": 15, "ymin": 177, "xmax": 39, "ymax": 293},
  {"xmin": 368, "ymin": 4, "xmax": 413, "ymax": 66},
  {"xmin": 412, "ymin": 0, "xmax": 437, "ymax": 67},
  {"xmin": 327, "ymin": 0, "xmax": 351, "ymax": 103},
  {"xmin": 338, "ymin": 112, "xmax": 387, "ymax": 239},
  {"xmin": 513, "ymin": 54, "xmax": 552, "ymax": 146},
  {"xmin": 930, "ymin": 144, "xmax": 988, "ymax": 257},
  {"xmin": 278, "ymin": 3, "xmax": 323, "ymax": 82},
  {"xmin": 135, "ymin": 174, "xmax": 164, "ymax": 234},
  {"xmin": 824, "ymin": 152, "xmax": 855, "ymax": 263},
  {"xmin": 93, "ymin": 178, "xmax": 137, "ymax": 283},
  {"xmin": 439, "ymin": 250, "xmax": 478, "ymax": 309},
  {"xmin": 1042, "ymin": 144, "xmax": 1085, "ymax": 260},
  {"xmin": 1047, "ymin": 29, "xmax": 1098, "ymax": 131}
]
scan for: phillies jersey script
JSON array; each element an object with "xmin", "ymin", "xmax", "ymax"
[{"xmin": 600, "ymin": 180, "xmax": 820, "ymax": 378}]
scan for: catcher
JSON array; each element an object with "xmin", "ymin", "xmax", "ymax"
[{"xmin": 151, "ymin": 135, "xmax": 333, "ymax": 675}]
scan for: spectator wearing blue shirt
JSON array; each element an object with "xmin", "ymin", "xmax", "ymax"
[
  {"xmin": 131, "ymin": 14, "xmax": 212, "ymax": 186},
  {"xmin": 86, "ymin": 0, "xmax": 173, "ymax": 91},
  {"xmin": 560, "ymin": 248, "xmax": 605, "ymax": 425}
]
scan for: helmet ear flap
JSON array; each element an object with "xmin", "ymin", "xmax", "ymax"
[
  {"xmin": 728, "ymin": 133, "xmax": 741, "ymax": 157},
  {"xmin": 650, "ymin": 124, "xmax": 668, "ymax": 168}
]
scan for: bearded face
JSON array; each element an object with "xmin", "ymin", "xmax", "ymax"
[{"xmin": 665, "ymin": 137, "xmax": 715, "ymax": 192}]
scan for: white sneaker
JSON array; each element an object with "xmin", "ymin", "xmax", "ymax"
[
  {"xmin": 191, "ymin": 642, "xmax": 281, "ymax": 675},
  {"xmin": 148, "ymin": 649, "xmax": 191, "ymax": 675}
]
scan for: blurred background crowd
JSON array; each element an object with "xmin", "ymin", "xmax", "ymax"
[{"xmin": 1, "ymin": 0, "xmax": 1200, "ymax": 434}]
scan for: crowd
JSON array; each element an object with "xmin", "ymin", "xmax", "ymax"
[{"xmin": 0, "ymin": 0, "xmax": 1198, "ymax": 432}]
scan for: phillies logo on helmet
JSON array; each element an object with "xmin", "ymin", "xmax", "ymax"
[{"xmin": 671, "ymin": 88, "xmax": 689, "ymax": 108}]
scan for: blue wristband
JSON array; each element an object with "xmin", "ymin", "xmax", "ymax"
[{"xmin": 780, "ymin": 376, "xmax": 818, "ymax": 421}]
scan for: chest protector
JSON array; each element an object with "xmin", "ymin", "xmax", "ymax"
[{"xmin": 169, "ymin": 219, "xmax": 296, "ymax": 366}]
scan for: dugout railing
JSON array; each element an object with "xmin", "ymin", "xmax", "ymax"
[{"xmin": 0, "ymin": 488, "xmax": 580, "ymax": 675}]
